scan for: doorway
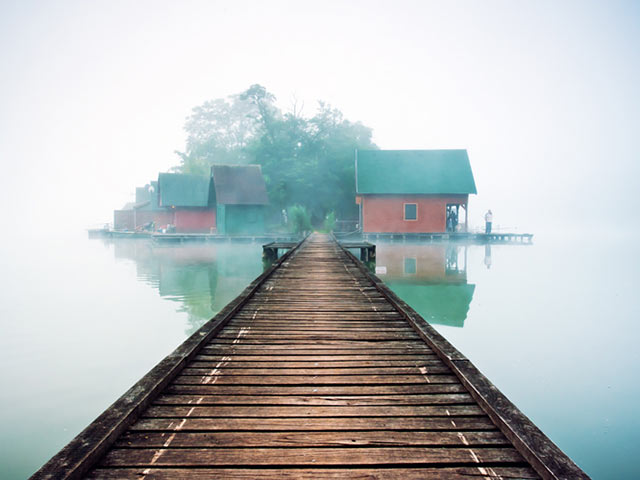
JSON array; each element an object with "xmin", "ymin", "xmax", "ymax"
[
  {"xmin": 446, "ymin": 204, "xmax": 459, "ymax": 232},
  {"xmin": 446, "ymin": 203, "xmax": 468, "ymax": 232}
]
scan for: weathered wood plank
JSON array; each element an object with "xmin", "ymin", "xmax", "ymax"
[
  {"xmin": 153, "ymin": 393, "xmax": 475, "ymax": 406},
  {"xmin": 173, "ymin": 374, "xmax": 460, "ymax": 385},
  {"xmin": 165, "ymin": 384, "xmax": 469, "ymax": 396},
  {"xmin": 191, "ymin": 357, "xmax": 443, "ymax": 367},
  {"xmin": 203, "ymin": 341, "xmax": 434, "ymax": 349},
  {"xmin": 193, "ymin": 354, "xmax": 439, "ymax": 362},
  {"xmin": 114, "ymin": 430, "xmax": 508, "ymax": 448},
  {"xmin": 216, "ymin": 332, "xmax": 422, "ymax": 340},
  {"xmin": 142, "ymin": 404, "xmax": 485, "ymax": 418},
  {"xmin": 181, "ymin": 366, "xmax": 452, "ymax": 376},
  {"xmin": 100, "ymin": 446, "xmax": 525, "ymax": 467},
  {"xmin": 129, "ymin": 416, "xmax": 498, "ymax": 432},
  {"xmin": 86, "ymin": 466, "xmax": 541, "ymax": 479},
  {"xmin": 224, "ymin": 324, "xmax": 415, "ymax": 331},
  {"xmin": 199, "ymin": 347, "xmax": 434, "ymax": 355}
]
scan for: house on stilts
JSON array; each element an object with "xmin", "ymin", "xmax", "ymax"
[{"xmin": 355, "ymin": 149, "xmax": 477, "ymax": 234}]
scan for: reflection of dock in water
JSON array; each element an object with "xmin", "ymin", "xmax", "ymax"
[{"xmin": 376, "ymin": 244, "xmax": 475, "ymax": 328}]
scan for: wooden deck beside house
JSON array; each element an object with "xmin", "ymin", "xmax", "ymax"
[{"xmin": 33, "ymin": 234, "xmax": 586, "ymax": 479}]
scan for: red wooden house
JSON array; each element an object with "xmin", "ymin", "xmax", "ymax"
[
  {"xmin": 157, "ymin": 173, "xmax": 216, "ymax": 232},
  {"xmin": 355, "ymin": 150, "xmax": 477, "ymax": 233}
]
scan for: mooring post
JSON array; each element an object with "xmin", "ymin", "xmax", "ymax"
[{"xmin": 262, "ymin": 245, "xmax": 278, "ymax": 265}]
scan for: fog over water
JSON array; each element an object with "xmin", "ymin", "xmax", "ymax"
[{"xmin": 0, "ymin": 1, "xmax": 639, "ymax": 479}]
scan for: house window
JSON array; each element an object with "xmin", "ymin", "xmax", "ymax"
[
  {"xmin": 404, "ymin": 257, "xmax": 417, "ymax": 275},
  {"xmin": 404, "ymin": 203, "xmax": 417, "ymax": 221}
]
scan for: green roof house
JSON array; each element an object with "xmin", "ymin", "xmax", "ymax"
[
  {"xmin": 156, "ymin": 173, "xmax": 216, "ymax": 232},
  {"xmin": 355, "ymin": 150, "xmax": 477, "ymax": 233}
]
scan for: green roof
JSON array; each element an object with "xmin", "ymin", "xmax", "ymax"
[
  {"xmin": 158, "ymin": 173, "xmax": 212, "ymax": 207},
  {"xmin": 356, "ymin": 150, "xmax": 477, "ymax": 195}
]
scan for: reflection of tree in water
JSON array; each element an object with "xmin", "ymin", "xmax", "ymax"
[{"xmin": 111, "ymin": 241, "xmax": 262, "ymax": 335}]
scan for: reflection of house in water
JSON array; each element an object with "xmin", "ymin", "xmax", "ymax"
[
  {"xmin": 376, "ymin": 244, "xmax": 475, "ymax": 328},
  {"xmin": 111, "ymin": 241, "xmax": 262, "ymax": 334}
]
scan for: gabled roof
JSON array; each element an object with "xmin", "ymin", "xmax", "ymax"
[
  {"xmin": 158, "ymin": 173, "xmax": 212, "ymax": 207},
  {"xmin": 356, "ymin": 150, "xmax": 477, "ymax": 195},
  {"xmin": 211, "ymin": 165, "xmax": 269, "ymax": 205}
]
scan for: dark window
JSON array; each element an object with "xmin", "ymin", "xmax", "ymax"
[{"xmin": 404, "ymin": 203, "xmax": 417, "ymax": 220}]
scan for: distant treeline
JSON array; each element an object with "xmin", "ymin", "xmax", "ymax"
[{"xmin": 173, "ymin": 84, "xmax": 377, "ymax": 225}]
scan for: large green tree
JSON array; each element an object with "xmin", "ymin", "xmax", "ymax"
[{"xmin": 175, "ymin": 85, "xmax": 376, "ymax": 223}]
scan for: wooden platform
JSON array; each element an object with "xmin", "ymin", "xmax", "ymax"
[
  {"xmin": 263, "ymin": 241, "xmax": 375, "ymax": 264},
  {"xmin": 88, "ymin": 230, "xmax": 296, "ymax": 243},
  {"xmin": 33, "ymin": 234, "xmax": 586, "ymax": 479},
  {"xmin": 361, "ymin": 232, "xmax": 533, "ymax": 244},
  {"xmin": 152, "ymin": 233, "xmax": 296, "ymax": 244}
]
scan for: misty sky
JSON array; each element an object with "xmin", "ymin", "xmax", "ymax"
[{"xmin": 0, "ymin": 0, "xmax": 638, "ymax": 236}]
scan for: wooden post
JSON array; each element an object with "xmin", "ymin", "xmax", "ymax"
[{"xmin": 464, "ymin": 203, "xmax": 468, "ymax": 232}]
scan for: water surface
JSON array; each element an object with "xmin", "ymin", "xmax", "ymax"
[{"xmin": 0, "ymin": 233, "xmax": 637, "ymax": 478}]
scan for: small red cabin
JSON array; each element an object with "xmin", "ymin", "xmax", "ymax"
[
  {"xmin": 355, "ymin": 150, "xmax": 477, "ymax": 233},
  {"xmin": 157, "ymin": 173, "xmax": 216, "ymax": 233}
]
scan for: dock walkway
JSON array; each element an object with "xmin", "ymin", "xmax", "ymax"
[{"xmin": 34, "ymin": 234, "xmax": 586, "ymax": 479}]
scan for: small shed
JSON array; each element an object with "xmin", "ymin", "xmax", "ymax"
[
  {"xmin": 355, "ymin": 150, "xmax": 477, "ymax": 233},
  {"xmin": 157, "ymin": 173, "xmax": 216, "ymax": 232},
  {"xmin": 211, "ymin": 165, "xmax": 269, "ymax": 235}
]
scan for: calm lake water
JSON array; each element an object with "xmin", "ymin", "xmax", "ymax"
[{"xmin": 0, "ymin": 232, "xmax": 638, "ymax": 478}]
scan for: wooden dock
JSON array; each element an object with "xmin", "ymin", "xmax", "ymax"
[
  {"xmin": 88, "ymin": 230, "xmax": 297, "ymax": 243},
  {"xmin": 361, "ymin": 232, "xmax": 533, "ymax": 244},
  {"xmin": 263, "ymin": 240, "xmax": 375, "ymax": 264},
  {"xmin": 34, "ymin": 234, "xmax": 585, "ymax": 479}
]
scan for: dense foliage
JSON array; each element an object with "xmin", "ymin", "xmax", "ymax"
[
  {"xmin": 174, "ymin": 85, "xmax": 377, "ymax": 225},
  {"xmin": 288, "ymin": 205, "xmax": 312, "ymax": 235}
]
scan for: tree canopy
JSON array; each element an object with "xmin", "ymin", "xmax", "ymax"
[{"xmin": 174, "ymin": 85, "xmax": 377, "ymax": 224}]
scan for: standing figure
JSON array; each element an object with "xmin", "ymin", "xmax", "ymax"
[{"xmin": 484, "ymin": 210, "xmax": 493, "ymax": 234}]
